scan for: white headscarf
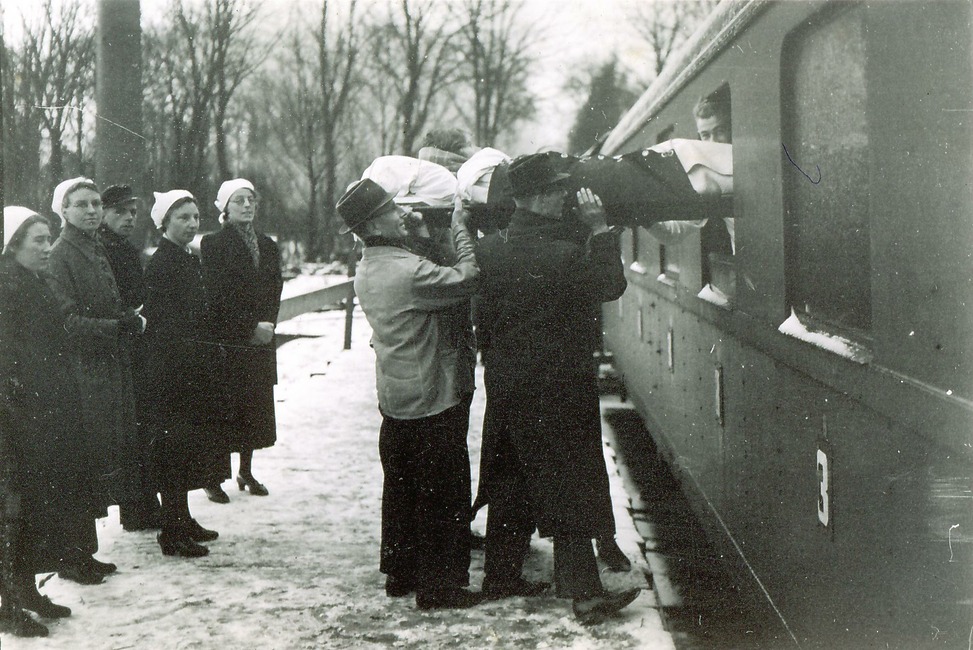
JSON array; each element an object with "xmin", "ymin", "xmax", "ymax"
[
  {"xmin": 361, "ymin": 156, "xmax": 456, "ymax": 207},
  {"xmin": 151, "ymin": 190, "xmax": 196, "ymax": 229},
  {"xmin": 51, "ymin": 176, "xmax": 96, "ymax": 218},
  {"xmin": 456, "ymin": 147, "xmax": 511, "ymax": 204},
  {"xmin": 3, "ymin": 206, "xmax": 41, "ymax": 249},
  {"xmin": 214, "ymin": 178, "xmax": 255, "ymax": 213}
]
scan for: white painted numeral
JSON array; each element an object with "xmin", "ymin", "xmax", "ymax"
[{"xmin": 816, "ymin": 449, "xmax": 829, "ymax": 526}]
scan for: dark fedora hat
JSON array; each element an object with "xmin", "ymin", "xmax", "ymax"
[
  {"xmin": 336, "ymin": 179, "xmax": 397, "ymax": 235},
  {"xmin": 101, "ymin": 184, "xmax": 138, "ymax": 210},
  {"xmin": 507, "ymin": 152, "xmax": 572, "ymax": 199}
]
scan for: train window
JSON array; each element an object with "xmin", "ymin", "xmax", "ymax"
[
  {"xmin": 781, "ymin": 4, "xmax": 871, "ymax": 335},
  {"xmin": 694, "ymin": 82, "xmax": 735, "ymax": 304}
]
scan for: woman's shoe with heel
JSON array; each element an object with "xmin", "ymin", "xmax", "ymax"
[{"xmin": 237, "ymin": 474, "xmax": 269, "ymax": 496}]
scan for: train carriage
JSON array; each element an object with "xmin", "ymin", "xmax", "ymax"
[{"xmin": 599, "ymin": 1, "xmax": 973, "ymax": 646}]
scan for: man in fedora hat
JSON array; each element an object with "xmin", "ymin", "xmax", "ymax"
[
  {"xmin": 336, "ymin": 178, "xmax": 481, "ymax": 610},
  {"xmin": 474, "ymin": 152, "xmax": 640, "ymax": 624}
]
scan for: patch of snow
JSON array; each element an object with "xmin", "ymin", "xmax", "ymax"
[{"xmin": 777, "ymin": 309, "xmax": 871, "ymax": 363}]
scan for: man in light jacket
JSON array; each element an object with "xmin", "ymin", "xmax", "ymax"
[{"xmin": 336, "ymin": 178, "xmax": 481, "ymax": 611}]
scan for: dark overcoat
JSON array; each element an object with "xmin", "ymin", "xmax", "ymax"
[
  {"xmin": 46, "ymin": 223, "xmax": 141, "ymax": 509},
  {"xmin": 143, "ymin": 237, "xmax": 230, "ymax": 492},
  {"xmin": 200, "ymin": 223, "xmax": 283, "ymax": 451},
  {"xmin": 0, "ymin": 256, "xmax": 98, "ymax": 570},
  {"xmin": 474, "ymin": 210, "xmax": 627, "ymax": 538},
  {"xmin": 98, "ymin": 224, "xmax": 146, "ymax": 310},
  {"xmin": 98, "ymin": 224, "xmax": 156, "ymax": 490}
]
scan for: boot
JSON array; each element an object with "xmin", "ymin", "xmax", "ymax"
[
  {"xmin": 18, "ymin": 572, "xmax": 71, "ymax": 618},
  {"xmin": 0, "ymin": 520, "xmax": 48, "ymax": 637}
]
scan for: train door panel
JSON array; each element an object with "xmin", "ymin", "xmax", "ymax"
[{"xmin": 864, "ymin": 0, "xmax": 973, "ymax": 399}]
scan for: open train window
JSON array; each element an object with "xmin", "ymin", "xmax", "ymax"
[
  {"xmin": 694, "ymin": 82, "xmax": 735, "ymax": 305},
  {"xmin": 781, "ymin": 4, "xmax": 871, "ymax": 336}
]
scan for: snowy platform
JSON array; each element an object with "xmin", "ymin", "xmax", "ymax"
[{"xmin": 11, "ymin": 309, "xmax": 674, "ymax": 650}]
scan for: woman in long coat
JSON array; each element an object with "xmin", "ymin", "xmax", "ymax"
[
  {"xmin": 46, "ymin": 177, "xmax": 145, "ymax": 584},
  {"xmin": 143, "ymin": 191, "xmax": 226, "ymax": 557},
  {"xmin": 200, "ymin": 179, "xmax": 283, "ymax": 501},
  {"xmin": 0, "ymin": 208, "xmax": 90, "ymax": 636}
]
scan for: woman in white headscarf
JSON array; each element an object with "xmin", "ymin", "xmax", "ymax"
[
  {"xmin": 199, "ymin": 179, "xmax": 283, "ymax": 502},
  {"xmin": 0, "ymin": 207, "xmax": 88, "ymax": 636},
  {"xmin": 142, "ymin": 191, "xmax": 226, "ymax": 557},
  {"xmin": 45, "ymin": 177, "xmax": 145, "ymax": 585}
]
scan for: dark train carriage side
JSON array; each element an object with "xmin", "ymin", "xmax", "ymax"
[{"xmin": 600, "ymin": 1, "xmax": 973, "ymax": 646}]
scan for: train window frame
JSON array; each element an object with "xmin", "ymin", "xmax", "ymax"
[
  {"xmin": 780, "ymin": 3, "xmax": 873, "ymax": 342},
  {"xmin": 655, "ymin": 123, "xmax": 681, "ymax": 286}
]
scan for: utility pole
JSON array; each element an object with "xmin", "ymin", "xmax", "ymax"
[{"xmin": 95, "ymin": 0, "xmax": 143, "ymax": 192}]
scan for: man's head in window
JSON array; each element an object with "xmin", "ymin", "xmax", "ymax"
[{"xmin": 693, "ymin": 83, "xmax": 732, "ymax": 144}]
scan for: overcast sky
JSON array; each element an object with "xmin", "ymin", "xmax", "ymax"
[{"xmin": 2, "ymin": 0, "xmax": 660, "ymax": 151}]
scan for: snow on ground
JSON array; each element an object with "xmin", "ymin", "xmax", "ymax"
[
  {"xmin": 8, "ymin": 309, "xmax": 674, "ymax": 650},
  {"xmin": 280, "ymin": 271, "xmax": 349, "ymax": 300}
]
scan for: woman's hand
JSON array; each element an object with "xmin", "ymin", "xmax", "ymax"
[{"xmin": 576, "ymin": 187, "xmax": 610, "ymax": 235}]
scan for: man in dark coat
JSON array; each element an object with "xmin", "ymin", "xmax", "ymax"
[
  {"xmin": 99, "ymin": 184, "xmax": 161, "ymax": 532},
  {"xmin": 474, "ymin": 152, "xmax": 640, "ymax": 624}
]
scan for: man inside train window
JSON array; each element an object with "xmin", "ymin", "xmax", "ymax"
[
  {"xmin": 694, "ymin": 82, "xmax": 732, "ymax": 144},
  {"xmin": 648, "ymin": 82, "xmax": 735, "ymax": 299}
]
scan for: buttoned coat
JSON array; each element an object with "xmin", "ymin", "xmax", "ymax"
[
  {"xmin": 354, "ymin": 226, "xmax": 479, "ymax": 419},
  {"xmin": 98, "ymin": 224, "xmax": 146, "ymax": 310},
  {"xmin": 200, "ymin": 223, "xmax": 283, "ymax": 451},
  {"xmin": 143, "ymin": 238, "xmax": 229, "ymax": 491},
  {"xmin": 0, "ymin": 256, "xmax": 96, "ymax": 570},
  {"xmin": 45, "ymin": 223, "xmax": 141, "ymax": 510},
  {"xmin": 474, "ymin": 211, "xmax": 627, "ymax": 538}
]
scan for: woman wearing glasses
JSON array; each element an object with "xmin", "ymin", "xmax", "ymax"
[
  {"xmin": 200, "ymin": 179, "xmax": 283, "ymax": 503},
  {"xmin": 45, "ymin": 177, "xmax": 146, "ymax": 585}
]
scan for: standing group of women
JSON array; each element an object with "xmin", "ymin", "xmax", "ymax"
[{"xmin": 0, "ymin": 178, "xmax": 283, "ymax": 637}]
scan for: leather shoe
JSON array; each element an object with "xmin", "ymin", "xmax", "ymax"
[
  {"xmin": 158, "ymin": 532, "xmax": 209, "ymax": 558},
  {"xmin": 596, "ymin": 538, "xmax": 632, "ymax": 572},
  {"xmin": 385, "ymin": 575, "xmax": 416, "ymax": 597},
  {"xmin": 21, "ymin": 593, "xmax": 71, "ymax": 619},
  {"xmin": 184, "ymin": 519, "xmax": 219, "ymax": 543},
  {"xmin": 57, "ymin": 562, "xmax": 104, "ymax": 585},
  {"xmin": 573, "ymin": 587, "xmax": 641, "ymax": 625},
  {"xmin": 415, "ymin": 588, "xmax": 483, "ymax": 610},
  {"xmin": 204, "ymin": 485, "xmax": 230, "ymax": 504},
  {"xmin": 83, "ymin": 555, "xmax": 117, "ymax": 576},
  {"xmin": 482, "ymin": 577, "xmax": 550, "ymax": 600},
  {"xmin": 0, "ymin": 606, "xmax": 48, "ymax": 637}
]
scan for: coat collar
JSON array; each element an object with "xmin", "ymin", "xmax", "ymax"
[{"xmin": 59, "ymin": 222, "xmax": 109, "ymax": 260}]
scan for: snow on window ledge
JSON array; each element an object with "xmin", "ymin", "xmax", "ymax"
[
  {"xmin": 697, "ymin": 283, "xmax": 730, "ymax": 308},
  {"xmin": 629, "ymin": 261, "xmax": 648, "ymax": 275},
  {"xmin": 777, "ymin": 309, "xmax": 872, "ymax": 364}
]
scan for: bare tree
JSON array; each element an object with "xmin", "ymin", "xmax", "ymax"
[
  {"xmin": 451, "ymin": 0, "xmax": 536, "ymax": 147},
  {"xmin": 628, "ymin": 0, "xmax": 719, "ymax": 77},
  {"xmin": 365, "ymin": 0, "xmax": 462, "ymax": 155},
  {"xmin": 210, "ymin": 0, "xmax": 274, "ymax": 181},
  {"xmin": 1, "ymin": 39, "xmax": 45, "ymax": 207},
  {"xmin": 20, "ymin": 0, "xmax": 94, "ymax": 184},
  {"xmin": 266, "ymin": 0, "xmax": 361, "ymax": 261},
  {"xmin": 143, "ymin": 0, "xmax": 270, "ymax": 207}
]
